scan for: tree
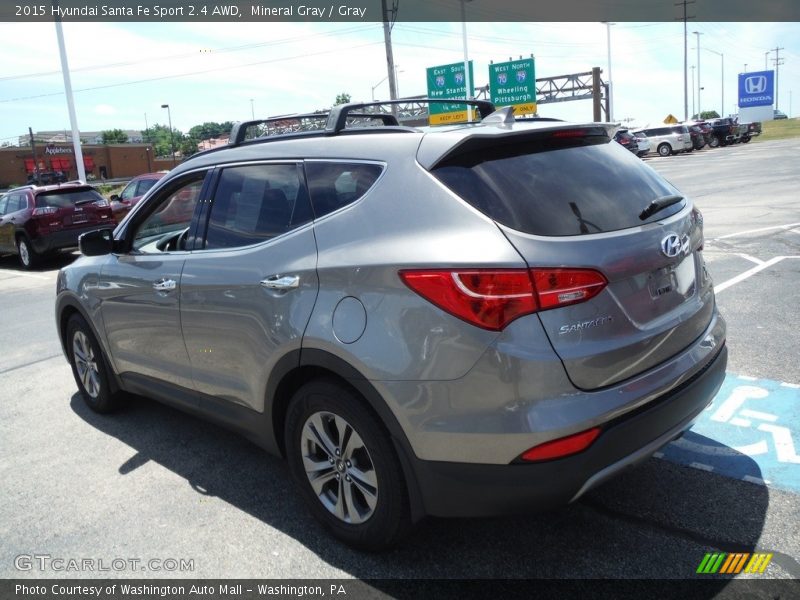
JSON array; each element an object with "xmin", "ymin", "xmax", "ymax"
[
  {"xmin": 143, "ymin": 123, "xmax": 184, "ymax": 158},
  {"xmin": 334, "ymin": 92, "xmax": 351, "ymax": 106},
  {"xmin": 188, "ymin": 121, "xmax": 233, "ymax": 141},
  {"xmin": 699, "ymin": 110, "xmax": 720, "ymax": 119},
  {"xmin": 101, "ymin": 129, "xmax": 129, "ymax": 144}
]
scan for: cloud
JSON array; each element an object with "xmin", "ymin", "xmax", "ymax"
[{"xmin": 94, "ymin": 104, "xmax": 117, "ymax": 115}]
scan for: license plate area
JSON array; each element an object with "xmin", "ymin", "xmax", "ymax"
[{"xmin": 648, "ymin": 254, "xmax": 696, "ymax": 300}]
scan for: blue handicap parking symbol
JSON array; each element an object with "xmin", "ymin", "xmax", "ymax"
[{"xmin": 658, "ymin": 374, "xmax": 800, "ymax": 493}]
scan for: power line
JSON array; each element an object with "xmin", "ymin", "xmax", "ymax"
[{"xmin": 0, "ymin": 40, "xmax": 384, "ymax": 105}]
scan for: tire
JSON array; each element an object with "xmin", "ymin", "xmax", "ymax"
[
  {"xmin": 742, "ymin": 136, "xmax": 751, "ymax": 143},
  {"xmin": 285, "ymin": 379, "xmax": 411, "ymax": 550},
  {"xmin": 657, "ymin": 143, "xmax": 672, "ymax": 157},
  {"xmin": 16, "ymin": 236, "xmax": 39, "ymax": 270},
  {"xmin": 66, "ymin": 314, "xmax": 122, "ymax": 413}
]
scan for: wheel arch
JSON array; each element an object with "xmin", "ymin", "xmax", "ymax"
[
  {"xmin": 56, "ymin": 294, "xmax": 122, "ymax": 396},
  {"xmin": 266, "ymin": 348, "xmax": 426, "ymax": 522}
]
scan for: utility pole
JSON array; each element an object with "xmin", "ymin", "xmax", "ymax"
[
  {"xmin": 770, "ymin": 47, "xmax": 785, "ymax": 110},
  {"xmin": 675, "ymin": 1, "xmax": 695, "ymax": 121},
  {"xmin": 381, "ymin": 0, "xmax": 398, "ymax": 105},
  {"xmin": 693, "ymin": 31, "xmax": 703, "ymax": 117}
]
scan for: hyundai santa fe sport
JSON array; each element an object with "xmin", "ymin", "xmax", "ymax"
[{"xmin": 55, "ymin": 100, "xmax": 727, "ymax": 550}]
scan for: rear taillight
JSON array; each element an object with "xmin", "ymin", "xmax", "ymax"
[
  {"xmin": 531, "ymin": 268, "xmax": 607, "ymax": 310},
  {"xmin": 32, "ymin": 207, "xmax": 58, "ymax": 216},
  {"xmin": 520, "ymin": 427, "xmax": 601, "ymax": 462},
  {"xmin": 93, "ymin": 199, "xmax": 109, "ymax": 208},
  {"xmin": 400, "ymin": 270, "xmax": 537, "ymax": 331},
  {"xmin": 400, "ymin": 268, "xmax": 607, "ymax": 331}
]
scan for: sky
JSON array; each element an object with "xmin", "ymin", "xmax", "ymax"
[{"xmin": 1, "ymin": 19, "xmax": 798, "ymax": 145}]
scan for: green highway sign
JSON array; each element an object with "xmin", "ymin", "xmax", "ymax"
[
  {"xmin": 489, "ymin": 58, "xmax": 536, "ymax": 115},
  {"xmin": 426, "ymin": 61, "xmax": 475, "ymax": 125}
]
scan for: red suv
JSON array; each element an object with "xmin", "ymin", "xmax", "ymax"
[
  {"xmin": 0, "ymin": 182, "xmax": 115, "ymax": 268},
  {"xmin": 109, "ymin": 172, "xmax": 165, "ymax": 219}
]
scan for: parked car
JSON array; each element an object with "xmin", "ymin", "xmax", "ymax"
[
  {"xmin": 632, "ymin": 131, "xmax": 651, "ymax": 157},
  {"xmin": 774, "ymin": 110, "xmax": 788, "ymax": 120},
  {"xmin": 109, "ymin": 172, "xmax": 166, "ymax": 219},
  {"xmin": 56, "ymin": 101, "xmax": 727, "ymax": 549},
  {"xmin": 684, "ymin": 124, "xmax": 707, "ymax": 150},
  {"xmin": 706, "ymin": 118, "xmax": 741, "ymax": 147},
  {"xmin": 634, "ymin": 125, "xmax": 693, "ymax": 156},
  {"xmin": 613, "ymin": 129, "xmax": 639, "ymax": 154},
  {"xmin": 0, "ymin": 182, "xmax": 114, "ymax": 268}
]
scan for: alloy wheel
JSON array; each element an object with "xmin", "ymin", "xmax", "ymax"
[
  {"xmin": 300, "ymin": 411, "xmax": 378, "ymax": 524},
  {"xmin": 72, "ymin": 330, "xmax": 101, "ymax": 398}
]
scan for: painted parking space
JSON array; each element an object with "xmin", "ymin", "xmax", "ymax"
[{"xmin": 658, "ymin": 373, "xmax": 800, "ymax": 493}]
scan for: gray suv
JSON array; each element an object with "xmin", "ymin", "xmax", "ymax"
[{"xmin": 55, "ymin": 101, "xmax": 727, "ymax": 549}]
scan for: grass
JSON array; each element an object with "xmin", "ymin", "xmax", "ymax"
[{"xmin": 752, "ymin": 117, "xmax": 800, "ymax": 142}]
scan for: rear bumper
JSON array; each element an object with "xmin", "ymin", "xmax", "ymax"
[
  {"xmin": 407, "ymin": 343, "xmax": 727, "ymax": 518},
  {"xmin": 31, "ymin": 223, "xmax": 114, "ymax": 254}
]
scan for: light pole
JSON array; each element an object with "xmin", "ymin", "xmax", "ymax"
[
  {"xmin": 690, "ymin": 65, "xmax": 695, "ymax": 118},
  {"xmin": 250, "ymin": 99, "xmax": 255, "ymax": 119},
  {"xmin": 693, "ymin": 31, "xmax": 702, "ymax": 117},
  {"xmin": 705, "ymin": 48, "xmax": 724, "ymax": 117},
  {"xmin": 602, "ymin": 22, "xmax": 615, "ymax": 122},
  {"xmin": 161, "ymin": 103, "xmax": 176, "ymax": 167},
  {"xmin": 764, "ymin": 51, "xmax": 769, "ymax": 70}
]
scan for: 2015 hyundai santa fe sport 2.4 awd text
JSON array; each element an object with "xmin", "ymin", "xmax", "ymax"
[{"xmin": 55, "ymin": 101, "xmax": 727, "ymax": 550}]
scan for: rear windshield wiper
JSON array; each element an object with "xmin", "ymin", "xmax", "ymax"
[{"xmin": 639, "ymin": 194, "xmax": 684, "ymax": 221}]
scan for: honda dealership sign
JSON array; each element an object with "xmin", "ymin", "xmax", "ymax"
[{"xmin": 738, "ymin": 70, "xmax": 774, "ymax": 108}]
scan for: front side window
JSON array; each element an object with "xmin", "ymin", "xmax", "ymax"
[
  {"xmin": 120, "ymin": 181, "xmax": 137, "ymax": 201},
  {"xmin": 136, "ymin": 178, "xmax": 159, "ymax": 197},
  {"xmin": 131, "ymin": 173, "xmax": 205, "ymax": 253},
  {"xmin": 204, "ymin": 163, "xmax": 312, "ymax": 249}
]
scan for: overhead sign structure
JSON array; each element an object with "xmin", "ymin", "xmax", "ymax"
[
  {"xmin": 426, "ymin": 61, "xmax": 475, "ymax": 125},
  {"xmin": 489, "ymin": 58, "xmax": 536, "ymax": 116},
  {"xmin": 738, "ymin": 70, "xmax": 774, "ymax": 108}
]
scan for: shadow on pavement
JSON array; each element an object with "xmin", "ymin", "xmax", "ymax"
[{"xmin": 70, "ymin": 392, "xmax": 778, "ymax": 590}]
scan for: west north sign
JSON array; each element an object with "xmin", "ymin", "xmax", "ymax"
[
  {"xmin": 426, "ymin": 61, "xmax": 475, "ymax": 125},
  {"xmin": 489, "ymin": 58, "xmax": 536, "ymax": 115}
]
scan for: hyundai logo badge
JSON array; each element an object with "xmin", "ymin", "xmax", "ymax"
[{"xmin": 661, "ymin": 234, "xmax": 682, "ymax": 258}]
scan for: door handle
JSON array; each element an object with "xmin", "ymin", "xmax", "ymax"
[
  {"xmin": 153, "ymin": 278, "xmax": 177, "ymax": 292},
  {"xmin": 260, "ymin": 275, "xmax": 300, "ymax": 290}
]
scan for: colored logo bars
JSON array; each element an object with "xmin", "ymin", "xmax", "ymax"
[{"xmin": 696, "ymin": 552, "xmax": 773, "ymax": 574}]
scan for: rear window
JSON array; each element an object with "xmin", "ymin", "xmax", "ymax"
[
  {"xmin": 431, "ymin": 134, "xmax": 684, "ymax": 236},
  {"xmin": 36, "ymin": 188, "xmax": 104, "ymax": 208}
]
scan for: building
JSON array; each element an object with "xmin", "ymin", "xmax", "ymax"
[
  {"xmin": 17, "ymin": 130, "xmax": 145, "ymax": 146},
  {"xmin": 0, "ymin": 143, "xmax": 160, "ymax": 188}
]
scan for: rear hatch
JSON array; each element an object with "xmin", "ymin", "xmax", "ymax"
[
  {"xmin": 426, "ymin": 125, "xmax": 714, "ymax": 390},
  {"xmin": 33, "ymin": 187, "xmax": 114, "ymax": 233}
]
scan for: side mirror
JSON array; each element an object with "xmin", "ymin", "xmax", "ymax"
[
  {"xmin": 79, "ymin": 228, "xmax": 114, "ymax": 256},
  {"xmin": 109, "ymin": 194, "xmax": 120, "ymax": 202}
]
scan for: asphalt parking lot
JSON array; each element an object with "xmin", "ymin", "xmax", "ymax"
[{"xmin": 1, "ymin": 138, "xmax": 798, "ymax": 589}]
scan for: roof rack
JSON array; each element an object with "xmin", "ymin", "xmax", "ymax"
[{"xmin": 228, "ymin": 99, "xmax": 497, "ymax": 148}]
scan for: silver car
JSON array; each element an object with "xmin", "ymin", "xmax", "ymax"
[
  {"xmin": 635, "ymin": 125, "xmax": 694, "ymax": 156},
  {"xmin": 55, "ymin": 101, "xmax": 727, "ymax": 549}
]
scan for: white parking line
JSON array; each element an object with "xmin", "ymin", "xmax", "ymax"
[
  {"xmin": 713, "ymin": 222, "xmax": 800, "ymax": 241},
  {"xmin": 738, "ymin": 253, "xmax": 764, "ymax": 265},
  {"xmin": 0, "ymin": 270, "xmax": 48, "ymax": 280},
  {"xmin": 715, "ymin": 256, "xmax": 800, "ymax": 294}
]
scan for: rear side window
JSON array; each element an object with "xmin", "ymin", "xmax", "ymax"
[
  {"xmin": 305, "ymin": 162, "xmax": 383, "ymax": 219},
  {"xmin": 204, "ymin": 163, "xmax": 312, "ymax": 249},
  {"xmin": 431, "ymin": 134, "xmax": 683, "ymax": 237}
]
